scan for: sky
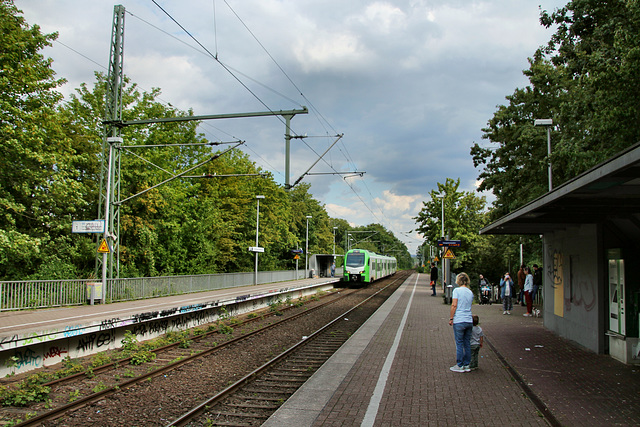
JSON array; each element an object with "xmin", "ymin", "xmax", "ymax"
[{"xmin": 15, "ymin": 0, "xmax": 568, "ymax": 255}]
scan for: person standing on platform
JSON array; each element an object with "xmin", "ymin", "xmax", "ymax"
[
  {"xmin": 517, "ymin": 265, "xmax": 526, "ymax": 306},
  {"xmin": 469, "ymin": 315, "xmax": 484, "ymax": 371},
  {"xmin": 500, "ymin": 272, "xmax": 514, "ymax": 315},
  {"xmin": 532, "ymin": 264, "xmax": 542, "ymax": 306},
  {"xmin": 430, "ymin": 262, "xmax": 438, "ymax": 296},
  {"xmin": 331, "ymin": 262, "xmax": 335, "ymax": 278},
  {"xmin": 523, "ymin": 267, "xmax": 534, "ymax": 316},
  {"xmin": 449, "ymin": 272, "xmax": 474, "ymax": 373}
]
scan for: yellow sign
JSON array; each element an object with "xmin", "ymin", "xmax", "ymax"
[
  {"xmin": 434, "ymin": 257, "xmax": 439, "ymax": 262},
  {"xmin": 97, "ymin": 239, "xmax": 110, "ymax": 253},
  {"xmin": 443, "ymin": 248, "xmax": 455, "ymax": 259},
  {"xmin": 293, "ymin": 254, "xmax": 300, "ymax": 260}
]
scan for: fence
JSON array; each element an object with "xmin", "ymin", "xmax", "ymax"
[{"xmin": 0, "ymin": 270, "xmax": 305, "ymax": 312}]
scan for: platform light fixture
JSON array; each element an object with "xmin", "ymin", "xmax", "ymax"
[
  {"xmin": 534, "ymin": 118, "xmax": 553, "ymax": 191},
  {"xmin": 253, "ymin": 195, "xmax": 265, "ymax": 286},
  {"xmin": 306, "ymin": 215, "xmax": 312, "ymax": 278}
]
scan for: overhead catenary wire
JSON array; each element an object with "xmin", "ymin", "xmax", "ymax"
[
  {"xmin": 134, "ymin": 4, "xmax": 358, "ymax": 179},
  {"xmin": 58, "ymin": 2, "xmax": 408, "ymax": 250}
]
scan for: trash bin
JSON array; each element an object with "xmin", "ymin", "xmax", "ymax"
[{"xmin": 86, "ymin": 282, "xmax": 102, "ymax": 303}]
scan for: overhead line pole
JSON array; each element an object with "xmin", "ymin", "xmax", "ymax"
[
  {"xmin": 96, "ymin": 4, "xmax": 125, "ymax": 299},
  {"xmin": 96, "ymin": 6, "xmax": 310, "ymax": 290}
]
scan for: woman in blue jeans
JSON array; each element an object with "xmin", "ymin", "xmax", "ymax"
[{"xmin": 449, "ymin": 272, "xmax": 474, "ymax": 373}]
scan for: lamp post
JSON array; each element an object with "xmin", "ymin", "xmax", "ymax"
[
  {"xmin": 436, "ymin": 194, "xmax": 448, "ymax": 300},
  {"xmin": 254, "ymin": 195, "xmax": 265, "ymax": 286},
  {"xmin": 306, "ymin": 215, "xmax": 312, "ymax": 278},
  {"xmin": 333, "ymin": 226, "xmax": 338, "ymax": 276},
  {"xmin": 534, "ymin": 118, "xmax": 553, "ymax": 191},
  {"xmin": 436, "ymin": 194, "xmax": 445, "ymax": 239}
]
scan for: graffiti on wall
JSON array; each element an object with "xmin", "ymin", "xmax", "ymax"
[
  {"xmin": 547, "ymin": 246, "xmax": 597, "ymax": 315},
  {"xmin": 1, "ymin": 285, "xmax": 305, "ymax": 377}
]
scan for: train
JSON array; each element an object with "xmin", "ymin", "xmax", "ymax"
[{"xmin": 342, "ymin": 249, "xmax": 397, "ymax": 284}]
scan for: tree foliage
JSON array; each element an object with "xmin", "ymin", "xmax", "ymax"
[
  {"xmin": 472, "ymin": 0, "xmax": 640, "ymax": 219},
  {"xmin": 0, "ymin": 3, "xmax": 413, "ymax": 281},
  {"xmin": 413, "ymin": 178, "xmax": 488, "ymax": 273},
  {"xmin": 0, "ymin": 0, "xmax": 93, "ymax": 279}
]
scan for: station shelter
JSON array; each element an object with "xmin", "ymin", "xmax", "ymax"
[
  {"xmin": 481, "ymin": 143, "xmax": 640, "ymax": 364},
  {"xmin": 309, "ymin": 254, "xmax": 340, "ymax": 278}
]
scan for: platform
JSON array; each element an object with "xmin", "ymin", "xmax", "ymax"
[
  {"xmin": 0, "ymin": 277, "xmax": 340, "ymax": 377},
  {"xmin": 264, "ymin": 272, "xmax": 640, "ymax": 426}
]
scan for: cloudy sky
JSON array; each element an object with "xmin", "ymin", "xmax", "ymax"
[{"xmin": 16, "ymin": 0, "xmax": 567, "ymax": 254}]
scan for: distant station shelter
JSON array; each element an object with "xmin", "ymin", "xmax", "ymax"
[
  {"xmin": 481, "ymin": 142, "xmax": 640, "ymax": 365},
  {"xmin": 309, "ymin": 254, "xmax": 340, "ymax": 278}
]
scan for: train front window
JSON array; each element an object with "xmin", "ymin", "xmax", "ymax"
[{"xmin": 346, "ymin": 253, "xmax": 365, "ymax": 268}]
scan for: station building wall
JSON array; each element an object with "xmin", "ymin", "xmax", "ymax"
[{"xmin": 543, "ymin": 224, "xmax": 603, "ymax": 354}]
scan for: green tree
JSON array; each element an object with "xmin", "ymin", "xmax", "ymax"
[
  {"xmin": 0, "ymin": 1, "xmax": 95, "ymax": 280},
  {"xmin": 472, "ymin": 0, "xmax": 640, "ymax": 218},
  {"xmin": 413, "ymin": 178, "xmax": 488, "ymax": 274}
]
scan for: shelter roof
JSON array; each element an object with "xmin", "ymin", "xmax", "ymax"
[{"xmin": 480, "ymin": 142, "xmax": 640, "ymax": 235}]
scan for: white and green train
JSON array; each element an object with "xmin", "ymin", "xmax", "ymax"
[{"xmin": 342, "ymin": 249, "xmax": 397, "ymax": 284}]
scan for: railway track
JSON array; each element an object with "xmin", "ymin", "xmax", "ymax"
[
  {"xmin": 3, "ymin": 287, "xmax": 353, "ymax": 426},
  {"xmin": 2, "ymin": 271, "xmax": 409, "ymax": 426},
  {"xmin": 167, "ymin": 271, "xmax": 410, "ymax": 426}
]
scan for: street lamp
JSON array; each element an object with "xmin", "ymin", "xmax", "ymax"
[
  {"xmin": 435, "ymin": 194, "xmax": 445, "ymax": 239},
  {"xmin": 254, "ymin": 195, "xmax": 265, "ymax": 286},
  {"xmin": 306, "ymin": 215, "xmax": 312, "ymax": 278},
  {"xmin": 435, "ymin": 193, "xmax": 448, "ymax": 300},
  {"xmin": 332, "ymin": 226, "xmax": 338, "ymax": 278},
  {"xmin": 534, "ymin": 118, "xmax": 553, "ymax": 191}
]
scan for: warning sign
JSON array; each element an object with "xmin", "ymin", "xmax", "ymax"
[
  {"xmin": 434, "ymin": 257, "xmax": 439, "ymax": 262},
  {"xmin": 97, "ymin": 239, "xmax": 110, "ymax": 253},
  {"xmin": 443, "ymin": 248, "xmax": 456, "ymax": 259},
  {"xmin": 293, "ymin": 254, "xmax": 300, "ymax": 260}
]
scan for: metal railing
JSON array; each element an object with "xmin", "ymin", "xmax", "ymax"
[{"xmin": 0, "ymin": 270, "xmax": 306, "ymax": 312}]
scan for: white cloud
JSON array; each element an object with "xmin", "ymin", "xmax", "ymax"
[
  {"xmin": 358, "ymin": 2, "xmax": 407, "ymax": 34},
  {"xmin": 14, "ymin": 0, "xmax": 568, "ymax": 256},
  {"xmin": 294, "ymin": 31, "xmax": 373, "ymax": 73}
]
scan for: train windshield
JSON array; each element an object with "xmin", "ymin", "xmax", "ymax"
[{"xmin": 346, "ymin": 252, "xmax": 365, "ymax": 268}]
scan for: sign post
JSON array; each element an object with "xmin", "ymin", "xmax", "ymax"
[{"xmin": 438, "ymin": 239, "xmax": 462, "ymax": 303}]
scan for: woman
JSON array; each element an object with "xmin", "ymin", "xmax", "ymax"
[
  {"xmin": 500, "ymin": 272, "xmax": 514, "ymax": 315},
  {"xmin": 523, "ymin": 266, "xmax": 534, "ymax": 316},
  {"xmin": 449, "ymin": 272, "xmax": 474, "ymax": 373}
]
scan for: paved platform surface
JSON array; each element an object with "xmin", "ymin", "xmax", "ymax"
[
  {"xmin": 0, "ymin": 277, "xmax": 339, "ymax": 339},
  {"xmin": 265, "ymin": 272, "xmax": 640, "ymax": 426}
]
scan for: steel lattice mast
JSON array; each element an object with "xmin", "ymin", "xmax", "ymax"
[{"xmin": 96, "ymin": 5, "xmax": 125, "ymax": 295}]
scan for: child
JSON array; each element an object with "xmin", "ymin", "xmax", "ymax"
[{"xmin": 470, "ymin": 315, "xmax": 484, "ymax": 371}]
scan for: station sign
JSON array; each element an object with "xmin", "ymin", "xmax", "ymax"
[
  {"xmin": 438, "ymin": 240, "xmax": 461, "ymax": 247},
  {"xmin": 72, "ymin": 220, "xmax": 105, "ymax": 234},
  {"xmin": 291, "ymin": 248, "xmax": 303, "ymax": 254},
  {"xmin": 248, "ymin": 246, "xmax": 265, "ymax": 253}
]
